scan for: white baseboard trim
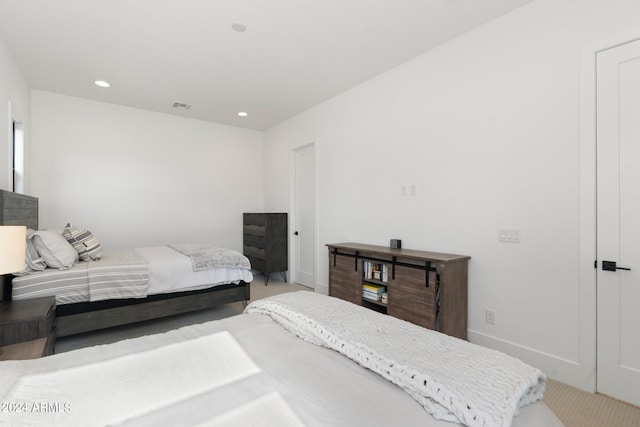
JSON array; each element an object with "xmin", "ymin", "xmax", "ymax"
[
  {"xmin": 467, "ymin": 329, "xmax": 595, "ymax": 394},
  {"xmin": 314, "ymin": 282, "xmax": 328, "ymax": 295}
]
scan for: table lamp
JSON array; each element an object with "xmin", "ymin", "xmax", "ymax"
[{"xmin": 0, "ymin": 225, "xmax": 26, "ymax": 355}]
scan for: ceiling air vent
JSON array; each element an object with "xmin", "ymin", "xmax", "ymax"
[{"xmin": 172, "ymin": 102, "xmax": 192, "ymax": 110}]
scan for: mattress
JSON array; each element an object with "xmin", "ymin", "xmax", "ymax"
[
  {"xmin": 0, "ymin": 295, "xmax": 564, "ymax": 427},
  {"xmin": 11, "ymin": 246, "xmax": 253, "ymax": 304}
]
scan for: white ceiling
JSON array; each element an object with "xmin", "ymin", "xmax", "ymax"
[{"xmin": 0, "ymin": 0, "xmax": 534, "ymax": 131}]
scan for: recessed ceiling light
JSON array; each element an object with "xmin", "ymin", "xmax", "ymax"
[
  {"xmin": 237, "ymin": 111, "xmax": 248, "ymax": 117},
  {"xmin": 231, "ymin": 22, "xmax": 247, "ymax": 32},
  {"xmin": 94, "ymin": 80, "xmax": 110, "ymax": 88}
]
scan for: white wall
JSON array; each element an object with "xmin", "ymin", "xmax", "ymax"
[
  {"xmin": 31, "ymin": 90, "xmax": 263, "ymax": 251},
  {"xmin": 0, "ymin": 38, "xmax": 30, "ymax": 192},
  {"xmin": 263, "ymin": 0, "xmax": 640, "ymax": 392}
]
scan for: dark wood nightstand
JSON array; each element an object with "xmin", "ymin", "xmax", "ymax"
[
  {"xmin": 0, "ymin": 296, "xmax": 56, "ymax": 360},
  {"xmin": 0, "ymin": 338, "xmax": 48, "ymax": 360}
]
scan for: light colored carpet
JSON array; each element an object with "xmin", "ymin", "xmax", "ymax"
[
  {"xmin": 55, "ymin": 278, "xmax": 640, "ymax": 426},
  {"xmin": 544, "ymin": 379, "xmax": 640, "ymax": 427}
]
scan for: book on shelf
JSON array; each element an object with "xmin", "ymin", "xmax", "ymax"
[
  {"xmin": 363, "ymin": 261, "xmax": 389, "ymax": 282},
  {"xmin": 362, "ymin": 283, "xmax": 386, "ymax": 293},
  {"xmin": 362, "ymin": 282, "xmax": 386, "ymax": 302},
  {"xmin": 362, "ymin": 290, "xmax": 382, "ymax": 301}
]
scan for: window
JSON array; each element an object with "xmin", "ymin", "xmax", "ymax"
[{"xmin": 12, "ymin": 118, "xmax": 24, "ymax": 193}]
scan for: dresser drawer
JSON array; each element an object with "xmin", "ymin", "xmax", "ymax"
[
  {"xmin": 243, "ymin": 213, "xmax": 266, "ymax": 226},
  {"xmin": 244, "ymin": 225, "xmax": 265, "ymax": 237},
  {"xmin": 246, "ymin": 255, "xmax": 265, "ymax": 272},
  {"xmin": 243, "ymin": 233, "xmax": 265, "ymax": 248},
  {"xmin": 244, "ymin": 245, "xmax": 265, "ymax": 259}
]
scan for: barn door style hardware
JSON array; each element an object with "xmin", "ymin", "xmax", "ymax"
[
  {"xmin": 602, "ymin": 260, "xmax": 631, "ymax": 271},
  {"xmin": 330, "ymin": 248, "xmax": 435, "ymax": 287}
]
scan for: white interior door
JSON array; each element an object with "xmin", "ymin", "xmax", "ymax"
[
  {"xmin": 293, "ymin": 144, "xmax": 315, "ymax": 288},
  {"xmin": 596, "ymin": 38, "xmax": 640, "ymax": 407}
]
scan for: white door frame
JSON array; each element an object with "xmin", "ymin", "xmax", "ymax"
[
  {"xmin": 289, "ymin": 138, "xmax": 319, "ymax": 289},
  {"xmin": 579, "ymin": 26, "xmax": 640, "ymax": 394}
]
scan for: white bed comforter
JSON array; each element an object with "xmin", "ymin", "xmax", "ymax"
[
  {"xmin": 135, "ymin": 246, "xmax": 253, "ymax": 295},
  {"xmin": 0, "ymin": 292, "xmax": 561, "ymax": 427},
  {"xmin": 2, "ymin": 332, "xmax": 260, "ymax": 426},
  {"xmin": 245, "ymin": 291, "xmax": 546, "ymax": 427}
]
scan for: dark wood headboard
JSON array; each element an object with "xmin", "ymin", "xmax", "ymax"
[
  {"xmin": 0, "ymin": 190, "xmax": 38, "ymax": 300},
  {"xmin": 0, "ymin": 190, "xmax": 38, "ymax": 229}
]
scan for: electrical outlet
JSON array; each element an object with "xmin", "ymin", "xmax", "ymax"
[{"xmin": 485, "ymin": 309, "xmax": 496, "ymax": 325}]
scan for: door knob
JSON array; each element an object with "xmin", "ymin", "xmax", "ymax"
[
  {"xmin": 602, "ymin": 260, "xmax": 631, "ymax": 271},
  {"xmin": 294, "ymin": 231, "xmax": 299, "ymax": 236}
]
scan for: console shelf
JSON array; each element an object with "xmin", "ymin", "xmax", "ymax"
[{"xmin": 327, "ymin": 243, "xmax": 469, "ymax": 339}]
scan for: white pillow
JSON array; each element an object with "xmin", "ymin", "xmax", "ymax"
[
  {"xmin": 26, "ymin": 229, "xmax": 47, "ymax": 270},
  {"xmin": 12, "ymin": 229, "xmax": 47, "ymax": 276},
  {"xmin": 32, "ymin": 230, "xmax": 78, "ymax": 269}
]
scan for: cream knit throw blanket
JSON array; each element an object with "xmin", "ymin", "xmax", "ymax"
[{"xmin": 245, "ymin": 291, "xmax": 545, "ymax": 427}]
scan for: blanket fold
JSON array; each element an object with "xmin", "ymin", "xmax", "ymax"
[
  {"xmin": 88, "ymin": 249, "xmax": 149, "ymax": 302},
  {"xmin": 2, "ymin": 331, "xmax": 260, "ymax": 427},
  {"xmin": 245, "ymin": 291, "xmax": 546, "ymax": 427},
  {"xmin": 197, "ymin": 392, "xmax": 305, "ymax": 427},
  {"xmin": 168, "ymin": 244, "xmax": 251, "ymax": 271}
]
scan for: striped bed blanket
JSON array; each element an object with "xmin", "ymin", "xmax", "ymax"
[
  {"xmin": 245, "ymin": 291, "xmax": 546, "ymax": 427},
  {"xmin": 87, "ymin": 249, "xmax": 150, "ymax": 302},
  {"xmin": 168, "ymin": 244, "xmax": 251, "ymax": 271},
  {"xmin": 11, "ymin": 249, "xmax": 150, "ymax": 303}
]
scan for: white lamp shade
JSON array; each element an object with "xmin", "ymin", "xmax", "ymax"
[{"xmin": 0, "ymin": 226, "xmax": 26, "ymax": 274}]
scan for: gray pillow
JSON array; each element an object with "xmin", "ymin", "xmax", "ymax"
[{"xmin": 62, "ymin": 223, "xmax": 102, "ymax": 261}]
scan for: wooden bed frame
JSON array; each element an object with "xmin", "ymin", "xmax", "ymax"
[{"xmin": 0, "ymin": 190, "xmax": 250, "ymax": 337}]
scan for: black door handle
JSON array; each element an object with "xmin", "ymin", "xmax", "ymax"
[
  {"xmin": 602, "ymin": 260, "xmax": 631, "ymax": 271},
  {"xmin": 294, "ymin": 231, "xmax": 299, "ymax": 236}
]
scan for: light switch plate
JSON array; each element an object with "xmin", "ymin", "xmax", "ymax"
[{"xmin": 498, "ymin": 227, "xmax": 521, "ymax": 243}]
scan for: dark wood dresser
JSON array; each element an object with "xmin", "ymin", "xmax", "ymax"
[{"xmin": 243, "ymin": 213, "xmax": 288, "ymax": 285}]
